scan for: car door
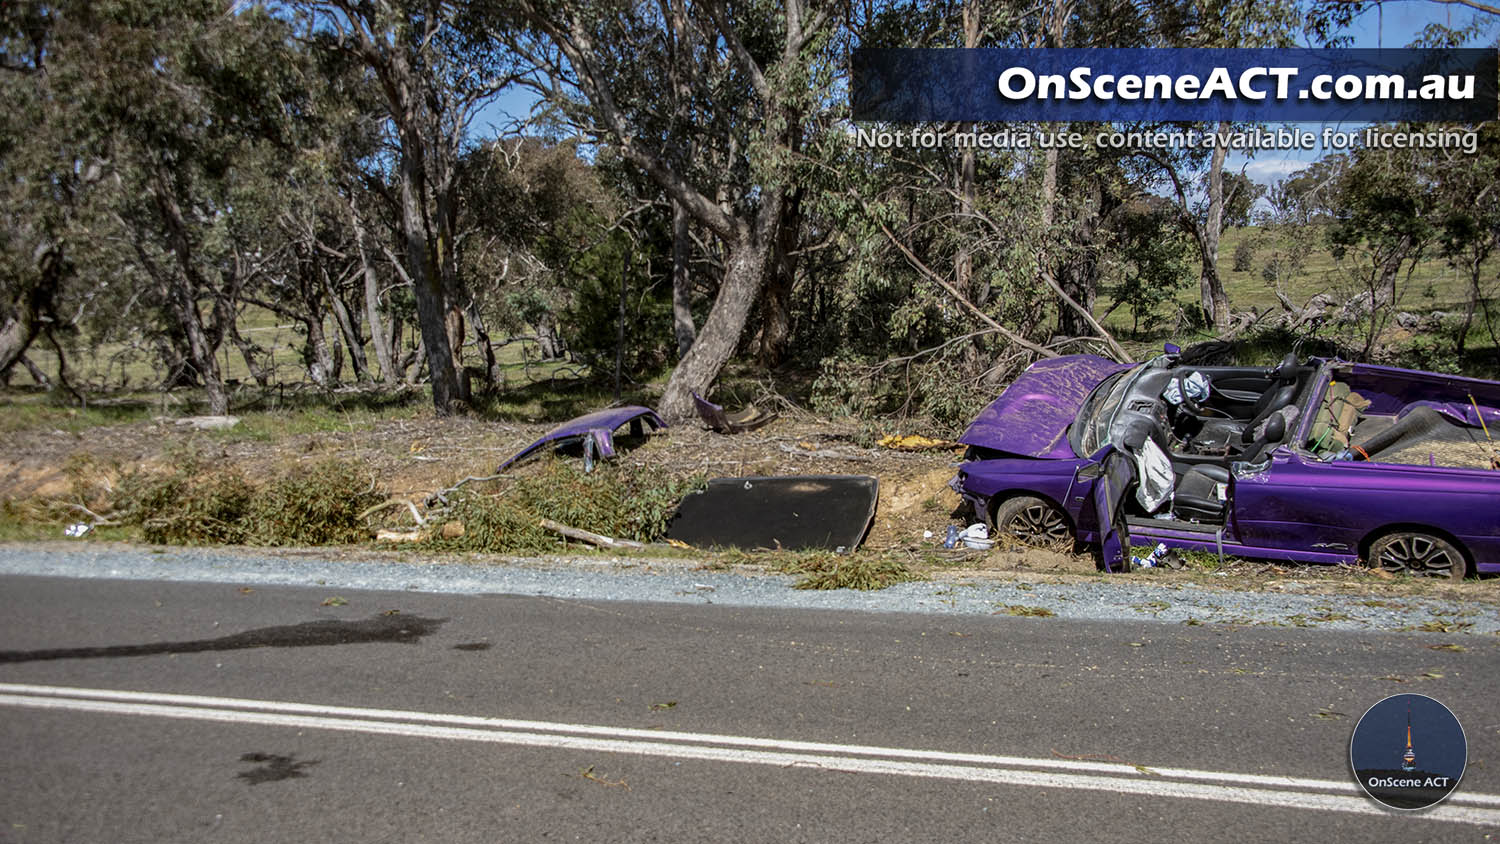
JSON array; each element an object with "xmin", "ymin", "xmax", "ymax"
[{"xmin": 1074, "ymin": 447, "xmax": 1134, "ymax": 572}]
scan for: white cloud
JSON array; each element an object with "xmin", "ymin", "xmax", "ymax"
[{"xmin": 1229, "ymin": 158, "xmax": 1321, "ymax": 188}]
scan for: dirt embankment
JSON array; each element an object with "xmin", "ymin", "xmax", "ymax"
[{"xmin": 2, "ymin": 412, "xmax": 990, "ymax": 550}]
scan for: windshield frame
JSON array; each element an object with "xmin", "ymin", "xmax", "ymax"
[{"xmin": 1070, "ymin": 371, "xmax": 1130, "ymax": 457}]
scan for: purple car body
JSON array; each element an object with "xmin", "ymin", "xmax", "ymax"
[
  {"xmin": 496, "ymin": 406, "xmax": 666, "ymax": 472},
  {"xmin": 953, "ymin": 353, "xmax": 1500, "ymax": 577}
]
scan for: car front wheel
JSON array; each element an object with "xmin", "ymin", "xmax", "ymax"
[
  {"xmin": 1368, "ymin": 532, "xmax": 1468, "ymax": 579},
  {"xmin": 992, "ymin": 496, "xmax": 1071, "ymax": 550}
]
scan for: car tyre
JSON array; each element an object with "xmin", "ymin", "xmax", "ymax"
[
  {"xmin": 992, "ymin": 496, "xmax": 1071, "ymax": 550},
  {"xmin": 1367, "ymin": 532, "xmax": 1468, "ymax": 579}
]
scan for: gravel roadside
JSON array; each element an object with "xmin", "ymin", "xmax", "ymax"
[{"xmin": 1, "ymin": 542, "xmax": 1493, "ymax": 636}]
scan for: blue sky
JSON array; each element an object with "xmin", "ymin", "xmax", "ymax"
[
  {"xmin": 1232, "ymin": 2, "xmax": 1497, "ymax": 186},
  {"xmin": 477, "ymin": 3, "xmax": 1497, "ymax": 188}
]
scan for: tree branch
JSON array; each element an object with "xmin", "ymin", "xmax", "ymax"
[
  {"xmin": 856, "ymin": 192, "xmax": 1058, "ymax": 360},
  {"xmin": 513, "ymin": 0, "xmax": 740, "ymax": 242}
]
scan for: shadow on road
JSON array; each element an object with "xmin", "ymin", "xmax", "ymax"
[{"xmin": 0, "ymin": 614, "xmax": 447, "ymax": 663}]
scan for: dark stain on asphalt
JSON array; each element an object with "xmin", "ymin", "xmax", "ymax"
[
  {"xmin": 0, "ymin": 614, "xmax": 447, "ymax": 663},
  {"xmin": 451, "ymin": 642, "xmax": 492, "ymax": 651},
  {"xmin": 237, "ymin": 753, "xmax": 319, "ymax": 785}
]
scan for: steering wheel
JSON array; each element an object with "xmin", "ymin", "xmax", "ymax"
[{"xmin": 1172, "ymin": 372, "xmax": 1221, "ymax": 417}]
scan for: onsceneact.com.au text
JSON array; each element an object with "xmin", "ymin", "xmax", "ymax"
[{"xmin": 996, "ymin": 66, "xmax": 1479, "ymax": 103}]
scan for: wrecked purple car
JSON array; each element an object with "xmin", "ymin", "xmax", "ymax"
[{"xmin": 952, "ymin": 351, "xmax": 1500, "ymax": 578}]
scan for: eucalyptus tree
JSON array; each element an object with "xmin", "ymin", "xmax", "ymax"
[
  {"xmin": 1433, "ymin": 122, "xmax": 1500, "ymax": 355},
  {"xmin": 2, "ymin": 1, "xmax": 313, "ymax": 411},
  {"xmin": 455, "ymin": 135, "xmax": 623, "ymax": 378},
  {"xmin": 510, "ymin": 0, "xmax": 843, "ymax": 420},
  {"xmin": 0, "ymin": 2, "xmax": 80, "ymax": 382},
  {"xmin": 288, "ymin": 0, "xmax": 525, "ymax": 412},
  {"xmin": 1163, "ymin": 0, "xmax": 1297, "ymax": 329},
  {"xmin": 0, "ymin": 2, "xmax": 135, "ymax": 387},
  {"xmin": 1327, "ymin": 137, "xmax": 1439, "ymax": 359}
]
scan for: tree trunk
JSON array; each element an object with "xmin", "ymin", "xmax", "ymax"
[
  {"xmin": 956, "ymin": 0, "xmax": 980, "ymax": 303},
  {"xmin": 404, "ymin": 336, "xmax": 426, "ymax": 386},
  {"xmin": 398, "ymin": 151, "xmax": 462, "ymax": 413},
  {"xmin": 536, "ymin": 315, "xmax": 563, "ymax": 360},
  {"xmin": 229, "ymin": 321, "xmax": 272, "ymax": 388},
  {"xmin": 1200, "ymin": 124, "xmax": 1230, "ymax": 328},
  {"xmin": 0, "ymin": 246, "xmax": 61, "ymax": 378},
  {"xmin": 149, "ymin": 172, "xmax": 231, "ymax": 414},
  {"xmin": 757, "ymin": 189, "xmax": 802, "ymax": 367},
  {"xmin": 467, "ymin": 300, "xmax": 498, "ymax": 388},
  {"xmin": 19, "ymin": 354, "xmax": 50, "ymax": 388},
  {"xmin": 1456, "ymin": 255, "xmax": 1483, "ymax": 356},
  {"xmin": 165, "ymin": 275, "xmax": 228, "ymax": 414},
  {"xmin": 1057, "ymin": 181, "xmax": 1101, "ymax": 339},
  {"xmin": 350, "ymin": 192, "xmax": 398, "ymax": 387},
  {"xmin": 659, "ymin": 194, "xmax": 783, "ymax": 421},
  {"xmin": 671, "ymin": 201, "xmax": 696, "ymax": 358},
  {"xmin": 301, "ymin": 316, "xmax": 336, "ymax": 387},
  {"xmin": 325, "ymin": 277, "xmax": 369, "ymax": 382}
]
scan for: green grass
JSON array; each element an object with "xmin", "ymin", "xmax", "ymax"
[
  {"xmin": 1100, "ymin": 224, "xmax": 1500, "ymax": 374},
  {"xmin": 1214, "ymin": 225, "xmax": 1493, "ymax": 317},
  {"xmin": 10, "ymin": 303, "xmax": 589, "ymax": 397},
  {"xmin": 0, "ymin": 398, "xmax": 158, "ymax": 435},
  {"xmin": 1101, "ymin": 224, "xmax": 1495, "ymax": 325}
]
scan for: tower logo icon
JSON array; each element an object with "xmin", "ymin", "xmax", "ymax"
[
  {"xmin": 1351, "ymin": 693, "xmax": 1465, "ymax": 811},
  {"xmin": 1401, "ymin": 703, "xmax": 1417, "ymax": 773}
]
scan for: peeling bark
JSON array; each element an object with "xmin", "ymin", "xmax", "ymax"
[{"xmin": 671, "ymin": 200, "xmax": 696, "ymax": 358}]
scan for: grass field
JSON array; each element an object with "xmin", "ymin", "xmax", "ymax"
[
  {"xmin": 8, "ymin": 303, "xmax": 584, "ymax": 395},
  {"xmin": 1101, "ymin": 224, "xmax": 1497, "ymax": 329},
  {"xmin": 1097, "ymin": 224, "xmax": 1500, "ymax": 375}
]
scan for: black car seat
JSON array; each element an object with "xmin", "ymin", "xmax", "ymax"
[
  {"xmin": 1188, "ymin": 354, "xmax": 1301, "ymax": 451},
  {"xmin": 1174, "ymin": 466, "xmax": 1227, "ymax": 521},
  {"xmin": 1172, "ymin": 413, "xmax": 1288, "ymax": 522}
]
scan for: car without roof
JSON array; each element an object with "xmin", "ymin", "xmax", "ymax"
[{"xmin": 950, "ymin": 348, "xmax": 1500, "ymax": 578}]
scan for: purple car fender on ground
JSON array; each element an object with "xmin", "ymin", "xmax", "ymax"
[{"xmin": 496, "ymin": 406, "xmax": 666, "ymax": 472}]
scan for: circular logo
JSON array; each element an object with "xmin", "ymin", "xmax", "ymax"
[{"xmin": 1350, "ymin": 693, "xmax": 1466, "ymax": 811}]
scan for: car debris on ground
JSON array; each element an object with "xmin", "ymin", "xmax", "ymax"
[
  {"xmin": 692, "ymin": 391, "xmax": 777, "ymax": 434},
  {"xmin": 494, "ymin": 405, "xmax": 666, "ymax": 473}
]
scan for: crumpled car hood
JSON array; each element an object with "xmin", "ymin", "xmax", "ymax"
[{"xmin": 959, "ymin": 355, "xmax": 1132, "ymax": 458}]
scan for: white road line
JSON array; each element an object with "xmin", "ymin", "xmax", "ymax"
[
  {"xmin": 4, "ymin": 682, "xmax": 1495, "ymax": 807},
  {"xmin": 2, "ymin": 685, "xmax": 1496, "ymax": 825}
]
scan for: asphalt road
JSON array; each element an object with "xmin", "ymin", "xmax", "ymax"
[{"xmin": 2, "ymin": 572, "xmax": 1498, "ymax": 843}]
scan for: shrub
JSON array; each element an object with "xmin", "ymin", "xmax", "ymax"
[
  {"xmin": 1232, "ymin": 239, "xmax": 1256, "ymax": 272},
  {"xmin": 770, "ymin": 551, "xmax": 923, "ymax": 591},
  {"xmin": 425, "ymin": 460, "xmax": 705, "ymax": 553},
  {"xmin": 425, "ymin": 492, "xmax": 548, "ymax": 553},
  {"xmin": 115, "ymin": 457, "xmax": 382, "ymax": 547},
  {"xmin": 250, "ymin": 459, "xmax": 386, "ymax": 545},
  {"xmin": 118, "ymin": 465, "xmax": 256, "ymax": 545}
]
